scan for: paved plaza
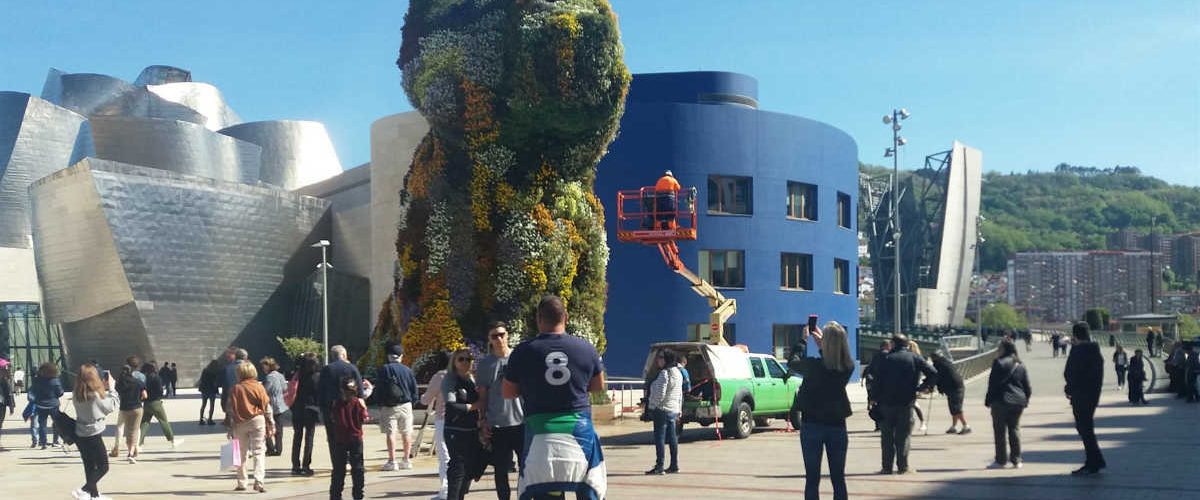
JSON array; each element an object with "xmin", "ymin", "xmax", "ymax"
[{"xmin": 1, "ymin": 344, "xmax": 1197, "ymax": 499}]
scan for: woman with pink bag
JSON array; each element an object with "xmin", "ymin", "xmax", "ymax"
[{"xmin": 225, "ymin": 361, "xmax": 275, "ymax": 493}]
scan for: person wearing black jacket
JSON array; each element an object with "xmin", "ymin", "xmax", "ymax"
[
  {"xmin": 1127, "ymin": 349, "xmax": 1148, "ymax": 405},
  {"xmin": 442, "ymin": 348, "xmax": 482, "ymax": 500},
  {"xmin": 789, "ymin": 322, "xmax": 854, "ymax": 500},
  {"xmin": 984, "ymin": 339, "xmax": 1031, "ymax": 469},
  {"xmin": 291, "ymin": 353, "xmax": 322, "ymax": 476},
  {"xmin": 319, "ymin": 345, "xmax": 364, "ymax": 450},
  {"xmin": 871, "ymin": 334, "xmax": 938, "ymax": 474},
  {"xmin": 1064, "ymin": 322, "xmax": 1105, "ymax": 475},
  {"xmin": 929, "ymin": 351, "xmax": 970, "ymax": 435}
]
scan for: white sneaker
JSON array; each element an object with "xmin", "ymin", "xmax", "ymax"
[
  {"xmin": 1013, "ymin": 461, "xmax": 1023, "ymax": 469},
  {"xmin": 127, "ymin": 455, "xmax": 137, "ymax": 464},
  {"xmin": 71, "ymin": 488, "xmax": 89, "ymax": 499},
  {"xmin": 919, "ymin": 423, "xmax": 928, "ymax": 432},
  {"xmin": 382, "ymin": 461, "xmax": 397, "ymax": 471},
  {"xmin": 399, "ymin": 459, "xmax": 413, "ymax": 470},
  {"xmin": 170, "ymin": 438, "xmax": 185, "ymax": 451}
]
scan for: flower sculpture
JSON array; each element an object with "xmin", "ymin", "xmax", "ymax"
[{"xmin": 366, "ymin": 0, "xmax": 630, "ymax": 366}]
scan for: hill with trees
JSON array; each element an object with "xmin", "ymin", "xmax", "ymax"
[{"xmin": 860, "ymin": 163, "xmax": 1200, "ymax": 272}]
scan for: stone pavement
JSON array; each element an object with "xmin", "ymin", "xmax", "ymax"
[{"xmin": 1, "ymin": 344, "xmax": 1197, "ymax": 499}]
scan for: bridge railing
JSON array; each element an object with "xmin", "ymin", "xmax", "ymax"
[{"xmin": 952, "ymin": 345, "xmax": 1001, "ymax": 381}]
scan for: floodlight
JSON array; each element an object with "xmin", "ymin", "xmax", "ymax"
[
  {"xmin": 884, "ymin": 148, "xmax": 894, "ymax": 157},
  {"xmin": 897, "ymin": 137, "xmax": 907, "ymax": 146},
  {"xmin": 883, "ymin": 115, "xmax": 892, "ymax": 124},
  {"xmin": 893, "ymin": 123, "xmax": 901, "ymax": 132},
  {"xmin": 899, "ymin": 108, "xmax": 911, "ymax": 119}
]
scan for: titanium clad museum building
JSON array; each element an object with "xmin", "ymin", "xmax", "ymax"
[{"xmin": 595, "ymin": 72, "xmax": 860, "ymax": 377}]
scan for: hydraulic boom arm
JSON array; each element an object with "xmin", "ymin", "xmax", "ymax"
[{"xmin": 658, "ymin": 241, "xmax": 737, "ymax": 346}]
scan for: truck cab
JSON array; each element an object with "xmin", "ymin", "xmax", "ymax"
[{"xmin": 644, "ymin": 342, "xmax": 801, "ymax": 439}]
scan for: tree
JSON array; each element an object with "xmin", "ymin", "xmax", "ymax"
[
  {"xmin": 1084, "ymin": 309, "xmax": 1104, "ymax": 331},
  {"xmin": 1179, "ymin": 313, "xmax": 1200, "ymax": 340},
  {"xmin": 277, "ymin": 336, "xmax": 323, "ymax": 363},
  {"xmin": 981, "ymin": 303, "xmax": 1027, "ymax": 331}
]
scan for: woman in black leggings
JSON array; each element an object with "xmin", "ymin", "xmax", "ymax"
[
  {"xmin": 0, "ymin": 365, "xmax": 14, "ymax": 447},
  {"xmin": 73, "ymin": 364, "xmax": 119, "ymax": 499},
  {"xmin": 198, "ymin": 360, "xmax": 220, "ymax": 425},
  {"xmin": 291, "ymin": 353, "xmax": 321, "ymax": 476}
]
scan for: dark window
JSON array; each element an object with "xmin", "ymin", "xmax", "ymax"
[
  {"xmin": 835, "ymin": 258, "xmax": 850, "ymax": 294},
  {"xmin": 837, "ymin": 191, "xmax": 852, "ymax": 228},
  {"xmin": 781, "ymin": 253, "xmax": 814, "ymax": 290},
  {"xmin": 701, "ymin": 250, "xmax": 745, "ymax": 288},
  {"xmin": 766, "ymin": 358, "xmax": 788, "ymax": 378},
  {"xmin": 772, "ymin": 324, "xmax": 805, "ymax": 359},
  {"xmin": 750, "ymin": 357, "xmax": 766, "ymax": 378},
  {"xmin": 787, "ymin": 182, "xmax": 817, "ymax": 220},
  {"xmin": 708, "ymin": 175, "xmax": 753, "ymax": 215}
]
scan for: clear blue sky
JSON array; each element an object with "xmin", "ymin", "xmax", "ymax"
[{"xmin": 2, "ymin": 1, "xmax": 1197, "ymax": 185}]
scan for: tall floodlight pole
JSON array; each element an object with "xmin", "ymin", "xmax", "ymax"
[
  {"xmin": 883, "ymin": 108, "xmax": 910, "ymax": 336},
  {"xmin": 311, "ymin": 240, "xmax": 332, "ymax": 364},
  {"xmin": 976, "ymin": 215, "xmax": 986, "ymax": 339}
]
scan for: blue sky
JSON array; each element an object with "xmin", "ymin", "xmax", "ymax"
[{"xmin": 2, "ymin": 1, "xmax": 1197, "ymax": 185}]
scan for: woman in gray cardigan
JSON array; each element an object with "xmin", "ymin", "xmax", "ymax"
[{"xmin": 73, "ymin": 363, "xmax": 120, "ymax": 500}]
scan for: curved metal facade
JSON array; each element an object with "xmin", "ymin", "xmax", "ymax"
[
  {"xmin": 594, "ymin": 72, "xmax": 860, "ymax": 377},
  {"xmin": 148, "ymin": 82, "xmax": 242, "ymax": 131},
  {"xmin": 219, "ymin": 120, "xmax": 343, "ymax": 189},
  {"xmin": 30, "ymin": 159, "xmax": 331, "ymax": 383},
  {"xmin": 88, "ymin": 115, "xmax": 261, "ymax": 184},
  {"xmin": 42, "ymin": 70, "xmax": 208, "ymax": 126}
]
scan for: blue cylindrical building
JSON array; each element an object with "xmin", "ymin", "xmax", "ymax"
[{"xmin": 595, "ymin": 71, "xmax": 860, "ymax": 377}]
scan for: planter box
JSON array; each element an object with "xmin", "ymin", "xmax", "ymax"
[{"xmin": 591, "ymin": 403, "xmax": 622, "ymax": 421}]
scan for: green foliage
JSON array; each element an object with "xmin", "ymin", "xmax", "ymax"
[
  {"xmin": 1084, "ymin": 309, "xmax": 1104, "ymax": 331},
  {"xmin": 589, "ymin": 391, "xmax": 612, "ymax": 405},
  {"xmin": 374, "ymin": 0, "xmax": 628, "ymax": 356},
  {"xmin": 1179, "ymin": 313, "xmax": 1200, "ymax": 340},
  {"xmin": 981, "ymin": 303, "xmax": 1027, "ymax": 331},
  {"xmin": 276, "ymin": 336, "xmax": 323, "ymax": 362}
]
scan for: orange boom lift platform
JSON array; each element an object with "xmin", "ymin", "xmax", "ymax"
[{"xmin": 615, "ymin": 186, "xmax": 737, "ymax": 346}]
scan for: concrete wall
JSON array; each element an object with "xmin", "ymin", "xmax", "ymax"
[{"xmin": 369, "ymin": 112, "xmax": 427, "ymax": 316}]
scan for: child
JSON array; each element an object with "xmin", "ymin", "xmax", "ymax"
[{"xmin": 330, "ymin": 376, "xmax": 368, "ymax": 500}]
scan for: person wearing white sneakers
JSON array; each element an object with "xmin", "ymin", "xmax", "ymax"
[
  {"xmin": 72, "ymin": 363, "xmax": 120, "ymax": 500},
  {"xmin": 112, "ymin": 365, "xmax": 146, "ymax": 463},
  {"xmin": 375, "ymin": 343, "xmax": 419, "ymax": 472},
  {"xmin": 137, "ymin": 362, "xmax": 184, "ymax": 451},
  {"xmin": 420, "ymin": 352, "xmax": 452, "ymax": 500}
]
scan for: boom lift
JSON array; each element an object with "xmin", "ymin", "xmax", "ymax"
[{"xmin": 615, "ymin": 186, "xmax": 737, "ymax": 346}]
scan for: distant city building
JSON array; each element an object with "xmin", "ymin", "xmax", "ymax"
[
  {"xmin": 1008, "ymin": 251, "xmax": 1162, "ymax": 323},
  {"xmin": 1174, "ymin": 233, "xmax": 1200, "ymax": 283}
]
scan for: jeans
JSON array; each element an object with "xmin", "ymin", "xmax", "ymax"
[
  {"xmin": 139, "ymin": 399, "xmax": 175, "ymax": 445},
  {"xmin": 651, "ymin": 409, "xmax": 679, "ymax": 470},
  {"xmin": 799, "ymin": 421, "xmax": 848, "ymax": 500},
  {"xmin": 292, "ymin": 407, "xmax": 318, "ymax": 470},
  {"xmin": 1071, "ymin": 400, "xmax": 1105, "ymax": 469},
  {"xmin": 445, "ymin": 428, "xmax": 478, "ymax": 500},
  {"xmin": 1115, "ymin": 367, "xmax": 1127, "ymax": 387},
  {"xmin": 200, "ymin": 394, "xmax": 217, "ymax": 421},
  {"xmin": 878, "ymin": 403, "xmax": 913, "ymax": 471},
  {"xmin": 491, "ymin": 425, "xmax": 526, "ymax": 500},
  {"xmin": 266, "ymin": 411, "xmax": 285, "ymax": 455},
  {"xmin": 76, "ymin": 433, "xmax": 109, "ymax": 497},
  {"xmin": 434, "ymin": 418, "xmax": 448, "ymax": 499},
  {"xmin": 330, "ymin": 439, "xmax": 365, "ymax": 499},
  {"xmin": 989, "ymin": 403, "xmax": 1023, "ymax": 464},
  {"xmin": 32, "ymin": 407, "xmax": 58, "ymax": 446}
]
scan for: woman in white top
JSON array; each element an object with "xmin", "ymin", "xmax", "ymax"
[
  {"xmin": 645, "ymin": 349, "xmax": 683, "ymax": 475},
  {"xmin": 73, "ymin": 363, "xmax": 120, "ymax": 500},
  {"xmin": 419, "ymin": 351, "xmax": 451, "ymax": 500},
  {"xmin": 1112, "ymin": 345, "xmax": 1129, "ymax": 390}
]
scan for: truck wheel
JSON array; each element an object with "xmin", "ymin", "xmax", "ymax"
[
  {"xmin": 723, "ymin": 401, "xmax": 754, "ymax": 439},
  {"xmin": 754, "ymin": 416, "xmax": 770, "ymax": 427}
]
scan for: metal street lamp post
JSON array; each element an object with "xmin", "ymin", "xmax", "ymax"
[
  {"xmin": 311, "ymin": 239, "xmax": 331, "ymax": 364},
  {"xmin": 975, "ymin": 215, "xmax": 986, "ymax": 339},
  {"xmin": 883, "ymin": 108, "xmax": 910, "ymax": 337}
]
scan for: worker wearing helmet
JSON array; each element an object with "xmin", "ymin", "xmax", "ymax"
[{"xmin": 653, "ymin": 171, "xmax": 681, "ymax": 229}]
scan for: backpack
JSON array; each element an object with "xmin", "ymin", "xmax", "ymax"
[
  {"xmin": 51, "ymin": 409, "xmax": 78, "ymax": 446},
  {"xmin": 374, "ymin": 365, "xmax": 406, "ymax": 407},
  {"xmin": 283, "ymin": 372, "xmax": 299, "ymax": 408}
]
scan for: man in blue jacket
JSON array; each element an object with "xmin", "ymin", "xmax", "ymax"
[
  {"xmin": 375, "ymin": 343, "xmax": 419, "ymax": 472},
  {"xmin": 319, "ymin": 345, "xmax": 364, "ymax": 449}
]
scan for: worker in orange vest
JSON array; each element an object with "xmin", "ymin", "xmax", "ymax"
[{"xmin": 653, "ymin": 171, "xmax": 681, "ymax": 229}]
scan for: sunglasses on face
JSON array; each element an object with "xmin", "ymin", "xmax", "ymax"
[{"xmin": 456, "ymin": 357, "xmax": 473, "ymax": 363}]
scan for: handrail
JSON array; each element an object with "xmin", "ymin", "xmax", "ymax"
[{"xmin": 951, "ymin": 345, "xmax": 1001, "ymax": 382}]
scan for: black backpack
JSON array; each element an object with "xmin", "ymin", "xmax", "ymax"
[
  {"xmin": 374, "ymin": 365, "xmax": 407, "ymax": 407},
  {"xmin": 51, "ymin": 409, "xmax": 78, "ymax": 446}
]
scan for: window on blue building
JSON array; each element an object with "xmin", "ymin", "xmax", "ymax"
[
  {"xmin": 837, "ymin": 191, "xmax": 852, "ymax": 229},
  {"xmin": 708, "ymin": 175, "xmax": 753, "ymax": 215},
  {"xmin": 786, "ymin": 182, "xmax": 817, "ymax": 220},
  {"xmin": 772, "ymin": 324, "xmax": 805, "ymax": 359},
  {"xmin": 700, "ymin": 250, "xmax": 745, "ymax": 288},
  {"xmin": 780, "ymin": 252, "xmax": 813, "ymax": 290},
  {"xmin": 834, "ymin": 258, "xmax": 851, "ymax": 294}
]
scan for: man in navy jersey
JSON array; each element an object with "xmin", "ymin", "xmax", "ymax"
[{"xmin": 503, "ymin": 295, "xmax": 607, "ymax": 500}]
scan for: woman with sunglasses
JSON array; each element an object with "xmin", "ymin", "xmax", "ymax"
[{"xmin": 441, "ymin": 348, "xmax": 482, "ymax": 500}]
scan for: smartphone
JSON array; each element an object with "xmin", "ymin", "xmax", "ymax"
[{"xmin": 808, "ymin": 314, "xmax": 818, "ymax": 331}]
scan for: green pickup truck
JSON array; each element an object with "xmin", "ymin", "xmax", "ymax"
[{"xmin": 644, "ymin": 342, "xmax": 802, "ymax": 439}]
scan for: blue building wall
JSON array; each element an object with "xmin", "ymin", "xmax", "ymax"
[{"xmin": 595, "ymin": 71, "xmax": 860, "ymax": 377}]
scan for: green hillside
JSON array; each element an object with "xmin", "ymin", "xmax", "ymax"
[{"xmin": 859, "ymin": 163, "xmax": 1200, "ymax": 272}]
